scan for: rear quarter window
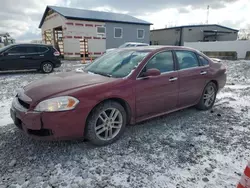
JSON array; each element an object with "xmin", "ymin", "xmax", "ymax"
[
  {"xmin": 37, "ymin": 46, "xmax": 49, "ymax": 53},
  {"xmin": 198, "ymin": 55, "xmax": 209, "ymax": 66}
]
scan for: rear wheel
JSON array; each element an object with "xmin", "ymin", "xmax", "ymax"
[
  {"xmin": 41, "ymin": 62, "xmax": 54, "ymax": 73},
  {"xmin": 196, "ymin": 82, "xmax": 217, "ymax": 110},
  {"xmin": 85, "ymin": 101, "xmax": 127, "ymax": 146}
]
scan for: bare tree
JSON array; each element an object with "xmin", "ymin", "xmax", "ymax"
[{"xmin": 238, "ymin": 25, "xmax": 250, "ymax": 40}]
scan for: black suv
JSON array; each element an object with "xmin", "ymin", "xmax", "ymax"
[{"xmin": 0, "ymin": 43, "xmax": 61, "ymax": 73}]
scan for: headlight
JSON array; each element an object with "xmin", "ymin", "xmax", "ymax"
[{"xmin": 34, "ymin": 96, "xmax": 79, "ymax": 112}]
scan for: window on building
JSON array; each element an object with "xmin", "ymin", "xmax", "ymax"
[
  {"xmin": 114, "ymin": 28, "xmax": 123, "ymax": 38},
  {"xmin": 97, "ymin": 26, "xmax": 106, "ymax": 36},
  {"xmin": 137, "ymin": 29, "xmax": 144, "ymax": 39},
  {"xmin": 198, "ymin": 55, "xmax": 209, "ymax": 66},
  {"xmin": 175, "ymin": 51, "xmax": 199, "ymax": 70},
  {"xmin": 153, "ymin": 41, "xmax": 159, "ymax": 45},
  {"xmin": 143, "ymin": 51, "xmax": 174, "ymax": 74}
]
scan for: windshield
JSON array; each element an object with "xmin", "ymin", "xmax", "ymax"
[
  {"xmin": 84, "ymin": 50, "xmax": 150, "ymax": 78},
  {"xmin": 0, "ymin": 45, "xmax": 11, "ymax": 52}
]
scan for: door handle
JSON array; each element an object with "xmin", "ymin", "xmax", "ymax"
[
  {"xmin": 169, "ymin": 77, "xmax": 178, "ymax": 82},
  {"xmin": 200, "ymin": 71, "xmax": 207, "ymax": 75},
  {"xmin": 20, "ymin": 56, "xmax": 25, "ymax": 58},
  {"xmin": 39, "ymin": 55, "xmax": 44, "ymax": 57}
]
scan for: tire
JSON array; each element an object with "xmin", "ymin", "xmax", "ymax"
[
  {"xmin": 196, "ymin": 82, "xmax": 217, "ymax": 111},
  {"xmin": 85, "ymin": 101, "xmax": 127, "ymax": 146},
  {"xmin": 41, "ymin": 61, "xmax": 54, "ymax": 73}
]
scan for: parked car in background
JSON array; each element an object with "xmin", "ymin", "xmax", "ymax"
[
  {"xmin": 105, "ymin": 42, "xmax": 149, "ymax": 53},
  {"xmin": 10, "ymin": 46, "xmax": 226, "ymax": 146},
  {"xmin": 0, "ymin": 43, "xmax": 61, "ymax": 73}
]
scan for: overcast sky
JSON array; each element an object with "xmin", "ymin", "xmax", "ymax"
[{"xmin": 0, "ymin": 0, "xmax": 249, "ymax": 42}]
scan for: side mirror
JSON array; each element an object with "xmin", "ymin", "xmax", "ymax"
[
  {"xmin": 142, "ymin": 68, "xmax": 161, "ymax": 78},
  {"xmin": 3, "ymin": 52, "xmax": 8, "ymax": 56}
]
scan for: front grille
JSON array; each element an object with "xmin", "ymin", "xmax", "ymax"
[{"xmin": 18, "ymin": 98, "xmax": 30, "ymax": 109}]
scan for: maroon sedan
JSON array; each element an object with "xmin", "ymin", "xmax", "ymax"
[{"xmin": 10, "ymin": 46, "xmax": 226, "ymax": 145}]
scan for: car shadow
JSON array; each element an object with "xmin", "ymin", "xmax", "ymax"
[{"xmin": 0, "ymin": 70, "xmax": 39, "ymax": 76}]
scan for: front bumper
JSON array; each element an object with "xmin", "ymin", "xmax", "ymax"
[{"xmin": 10, "ymin": 97, "xmax": 86, "ymax": 140}]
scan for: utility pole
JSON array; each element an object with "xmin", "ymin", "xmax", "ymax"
[{"xmin": 206, "ymin": 5, "xmax": 210, "ymax": 24}]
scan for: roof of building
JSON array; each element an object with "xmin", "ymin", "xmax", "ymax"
[
  {"xmin": 39, "ymin": 6, "xmax": 152, "ymax": 28},
  {"xmin": 150, "ymin": 24, "xmax": 239, "ymax": 32}
]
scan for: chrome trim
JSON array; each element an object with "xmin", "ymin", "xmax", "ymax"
[
  {"xmin": 12, "ymin": 98, "xmax": 28, "ymax": 112},
  {"xmin": 200, "ymin": 71, "xmax": 207, "ymax": 75},
  {"xmin": 169, "ymin": 77, "xmax": 178, "ymax": 81}
]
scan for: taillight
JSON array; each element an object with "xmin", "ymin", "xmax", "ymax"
[{"xmin": 53, "ymin": 51, "xmax": 60, "ymax": 56}]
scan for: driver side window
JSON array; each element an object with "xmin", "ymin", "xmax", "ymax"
[
  {"xmin": 7, "ymin": 46, "xmax": 27, "ymax": 55},
  {"xmin": 143, "ymin": 51, "xmax": 174, "ymax": 74}
]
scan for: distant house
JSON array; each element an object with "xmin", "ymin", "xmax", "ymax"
[
  {"xmin": 150, "ymin": 24, "xmax": 239, "ymax": 46},
  {"xmin": 39, "ymin": 6, "xmax": 152, "ymax": 59}
]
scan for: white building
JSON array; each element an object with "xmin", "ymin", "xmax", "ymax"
[{"xmin": 39, "ymin": 6, "xmax": 152, "ymax": 59}]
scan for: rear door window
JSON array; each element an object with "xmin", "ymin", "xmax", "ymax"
[
  {"xmin": 26, "ymin": 47, "xmax": 38, "ymax": 54},
  {"xmin": 175, "ymin": 51, "xmax": 199, "ymax": 70}
]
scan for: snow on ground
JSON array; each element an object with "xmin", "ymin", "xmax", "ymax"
[{"xmin": 0, "ymin": 60, "xmax": 250, "ymax": 188}]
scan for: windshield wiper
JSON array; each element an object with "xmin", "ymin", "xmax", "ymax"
[
  {"xmin": 87, "ymin": 70, "xmax": 112, "ymax": 77},
  {"xmin": 96, "ymin": 72, "xmax": 112, "ymax": 77},
  {"xmin": 87, "ymin": 71, "xmax": 97, "ymax": 75}
]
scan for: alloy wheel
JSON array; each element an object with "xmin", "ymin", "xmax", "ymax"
[
  {"xmin": 203, "ymin": 85, "xmax": 215, "ymax": 107},
  {"xmin": 95, "ymin": 108, "xmax": 123, "ymax": 141},
  {"xmin": 43, "ymin": 63, "xmax": 53, "ymax": 73}
]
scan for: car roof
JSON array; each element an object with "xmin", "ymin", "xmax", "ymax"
[
  {"xmin": 117, "ymin": 45, "xmax": 199, "ymax": 52},
  {"xmin": 10, "ymin": 43, "xmax": 52, "ymax": 47},
  {"xmin": 125, "ymin": 42, "xmax": 149, "ymax": 45}
]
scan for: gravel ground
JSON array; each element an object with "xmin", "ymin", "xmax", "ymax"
[{"xmin": 0, "ymin": 60, "xmax": 250, "ymax": 188}]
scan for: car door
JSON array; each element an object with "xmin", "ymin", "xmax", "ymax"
[
  {"xmin": 24, "ymin": 46, "xmax": 49, "ymax": 69},
  {"xmin": 175, "ymin": 50, "xmax": 208, "ymax": 108},
  {"xmin": 135, "ymin": 51, "xmax": 179, "ymax": 120},
  {"xmin": 0, "ymin": 46, "xmax": 27, "ymax": 70}
]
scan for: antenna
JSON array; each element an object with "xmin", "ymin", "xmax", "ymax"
[{"xmin": 206, "ymin": 5, "xmax": 210, "ymax": 24}]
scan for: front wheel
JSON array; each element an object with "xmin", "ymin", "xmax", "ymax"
[
  {"xmin": 196, "ymin": 82, "xmax": 217, "ymax": 110},
  {"xmin": 85, "ymin": 101, "xmax": 127, "ymax": 146},
  {"xmin": 41, "ymin": 62, "xmax": 54, "ymax": 73}
]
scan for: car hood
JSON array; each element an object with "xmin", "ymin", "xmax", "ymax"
[{"xmin": 23, "ymin": 71, "xmax": 114, "ymax": 102}]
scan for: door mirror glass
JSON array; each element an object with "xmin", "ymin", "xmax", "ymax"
[
  {"xmin": 142, "ymin": 68, "xmax": 161, "ymax": 77},
  {"xmin": 3, "ymin": 52, "xmax": 8, "ymax": 56}
]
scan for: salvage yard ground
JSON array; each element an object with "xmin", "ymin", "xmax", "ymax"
[{"xmin": 0, "ymin": 60, "xmax": 250, "ymax": 188}]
